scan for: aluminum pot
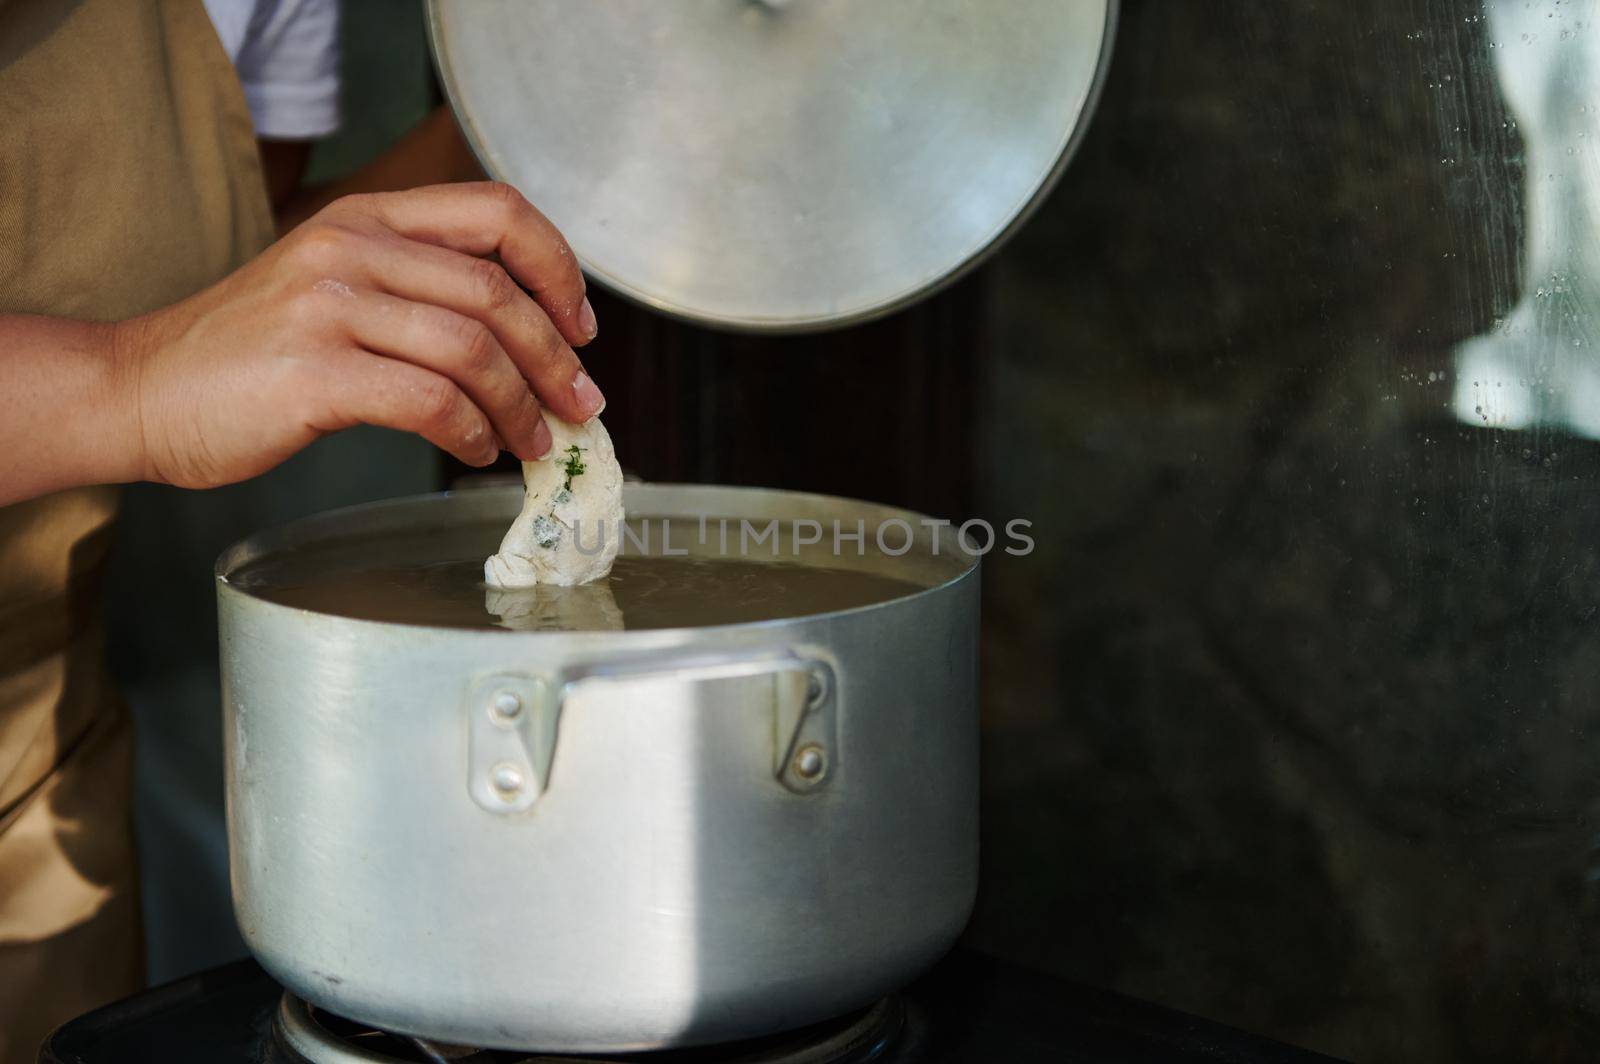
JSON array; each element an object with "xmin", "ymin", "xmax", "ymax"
[{"xmin": 217, "ymin": 483, "xmax": 979, "ymax": 1052}]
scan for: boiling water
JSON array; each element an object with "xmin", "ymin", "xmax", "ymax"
[{"xmin": 229, "ymin": 520, "xmax": 933, "ymax": 631}]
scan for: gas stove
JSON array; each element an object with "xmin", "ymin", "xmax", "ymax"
[{"xmin": 40, "ymin": 949, "xmax": 1342, "ymax": 1063}]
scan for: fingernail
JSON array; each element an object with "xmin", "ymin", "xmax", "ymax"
[
  {"xmin": 577, "ymin": 296, "xmax": 598, "ymax": 341},
  {"xmin": 529, "ymin": 416, "xmax": 553, "ymax": 458},
  {"xmin": 572, "ymin": 370, "xmax": 606, "ymax": 419}
]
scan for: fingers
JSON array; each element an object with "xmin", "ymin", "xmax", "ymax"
[
  {"xmin": 321, "ymin": 354, "xmax": 504, "ymax": 468},
  {"xmin": 354, "ymin": 238, "xmax": 605, "ymax": 425},
  {"xmin": 356, "ymin": 182, "xmax": 596, "ymax": 349},
  {"xmin": 337, "ymin": 289, "xmax": 554, "ymax": 461}
]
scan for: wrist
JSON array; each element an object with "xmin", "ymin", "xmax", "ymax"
[
  {"xmin": 0, "ymin": 313, "xmax": 150, "ymax": 506},
  {"xmin": 99, "ymin": 317, "xmax": 155, "ymax": 486}
]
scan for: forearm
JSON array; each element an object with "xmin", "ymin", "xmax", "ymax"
[
  {"xmin": 0, "ymin": 315, "xmax": 145, "ymax": 506},
  {"xmin": 275, "ymin": 107, "xmax": 484, "ymax": 232}
]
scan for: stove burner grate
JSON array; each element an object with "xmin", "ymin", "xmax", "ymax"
[{"xmin": 273, "ymin": 992, "xmax": 903, "ymax": 1064}]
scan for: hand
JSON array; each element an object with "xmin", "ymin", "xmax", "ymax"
[{"xmin": 113, "ymin": 181, "xmax": 605, "ymax": 489}]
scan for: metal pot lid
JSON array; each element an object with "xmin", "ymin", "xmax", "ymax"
[{"xmin": 427, "ymin": 0, "xmax": 1117, "ymax": 333}]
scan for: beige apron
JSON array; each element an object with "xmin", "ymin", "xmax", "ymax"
[{"xmin": 0, "ymin": 0, "xmax": 274, "ymax": 1058}]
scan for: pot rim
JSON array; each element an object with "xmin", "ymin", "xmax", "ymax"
[{"xmin": 216, "ymin": 482, "xmax": 981, "ymax": 641}]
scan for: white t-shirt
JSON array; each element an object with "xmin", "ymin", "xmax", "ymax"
[{"xmin": 203, "ymin": 0, "xmax": 341, "ymax": 139}]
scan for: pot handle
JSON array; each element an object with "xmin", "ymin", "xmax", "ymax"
[
  {"xmin": 466, "ymin": 652, "xmax": 837, "ymax": 814},
  {"xmin": 465, "ymin": 672, "xmax": 556, "ymax": 815}
]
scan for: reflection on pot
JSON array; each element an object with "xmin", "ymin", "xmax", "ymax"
[{"xmin": 485, "ymin": 580, "xmax": 625, "ymax": 632}]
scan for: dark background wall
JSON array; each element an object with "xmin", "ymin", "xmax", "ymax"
[
  {"xmin": 113, "ymin": 2, "xmax": 1600, "ymax": 1062},
  {"xmin": 593, "ymin": 5, "xmax": 1580, "ymax": 1058}
]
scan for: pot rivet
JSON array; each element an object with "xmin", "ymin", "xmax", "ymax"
[
  {"xmin": 794, "ymin": 744, "xmax": 827, "ymax": 781},
  {"xmin": 806, "ymin": 674, "xmax": 824, "ymax": 704},
  {"xmin": 490, "ymin": 762, "xmax": 525, "ymax": 797},
  {"xmin": 490, "ymin": 690, "xmax": 523, "ymax": 722}
]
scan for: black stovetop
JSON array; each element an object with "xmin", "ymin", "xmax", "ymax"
[{"xmin": 40, "ymin": 949, "xmax": 1345, "ymax": 1063}]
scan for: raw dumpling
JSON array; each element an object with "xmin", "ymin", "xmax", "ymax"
[{"xmin": 484, "ymin": 412, "xmax": 624, "ymax": 588}]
